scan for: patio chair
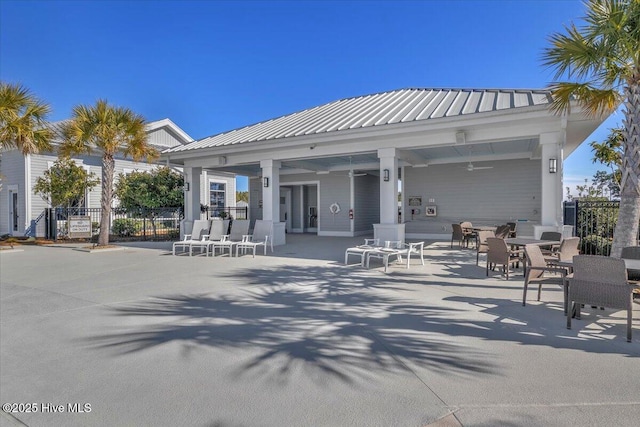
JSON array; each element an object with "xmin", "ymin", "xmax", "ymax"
[
  {"xmin": 522, "ymin": 244, "xmax": 568, "ymax": 309},
  {"xmin": 506, "ymin": 221, "xmax": 517, "ymax": 238},
  {"xmin": 345, "ymin": 238, "xmax": 381, "ymax": 266},
  {"xmin": 494, "ymin": 224, "xmax": 511, "ymax": 239},
  {"xmin": 451, "ymin": 223, "xmax": 473, "ymax": 249},
  {"xmin": 544, "ymin": 237, "xmax": 580, "ymax": 263},
  {"xmin": 209, "ymin": 219, "xmax": 250, "ymax": 256},
  {"xmin": 486, "ymin": 237, "xmax": 522, "ymax": 280},
  {"xmin": 235, "ymin": 220, "xmax": 274, "ymax": 257},
  {"xmin": 394, "ymin": 241, "xmax": 425, "ymax": 269},
  {"xmin": 366, "ymin": 240, "xmax": 403, "ymax": 273},
  {"xmin": 476, "ymin": 230, "xmax": 494, "ymax": 265},
  {"xmin": 539, "ymin": 231, "xmax": 562, "ymax": 254},
  {"xmin": 621, "ymin": 246, "xmax": 640, "ymax": 282},
  {"xmin": 187, "ymin": 219, "xmax": 229, "ymax": 256},
  {"xmin": 172, "ymin": 220, "xmax": 210, "ymax": 255},
  {"xmin": 567, "ymin": 255, "xmax": 634, "ymax": 342}
]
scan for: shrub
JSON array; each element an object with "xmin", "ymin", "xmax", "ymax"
[
  {"xmin": 581, "ymin": 234, "xmax": 612, "ymax": 256},
  {"xmin": 112, "ymin": 219, "xmax": 138, "ymax": 237}
]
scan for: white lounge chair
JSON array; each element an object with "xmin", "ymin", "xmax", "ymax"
[
  {"xmin": 209, "ymin": 219, "xmax": 250, "ymax": 256},
  {"xmin": 345, "ymin": 238, "xmax": 381, "ymax": 266},
  {"xmin": 235, "ymin": 220, "xmax": 273, "ymax": 257},
  {"xmin": 395, "ymin": 241, "xmax": 425, "ymax": 269},
  {"xmin": 188, "ymin": 219, "xmax": 229, "ymax": 256},
  {"xmin": 172, "ymin": 220, "xmax": 211, "ymax": 255},
  {"xmin": 366, "ymin": 240, "xmax": 403, "ymax": 273}
]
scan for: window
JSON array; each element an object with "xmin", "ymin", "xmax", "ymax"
[{"xmin": 209, "ymin": 182, "xmax": 226, "ymax": 215}]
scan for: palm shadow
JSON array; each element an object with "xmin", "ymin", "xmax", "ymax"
[{"xmin": 86, "ymin": 264, "xmax": 499, "ymax": 384}]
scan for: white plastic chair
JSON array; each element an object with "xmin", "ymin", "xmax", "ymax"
[
  {"xmin": 345, "ymin": 238, "xmax": 381, "ymax": 266},
  {"xmin": 209, "ymin": 219, "xmax": 250, "ymax": 256},
  {"xmin": 189, "ymin": 219, "xmax": 229, "ymax": 256},
  {"xmin": 172, "ymin": 220, "xmax": 210, "ymax": 255},
  {"xmin": 395, "ymin": 241, "xmax": 425, "ymax": 269},
  {"xmin": 235, "ymin": 220, "xmax": 273, "ymax": 257}
]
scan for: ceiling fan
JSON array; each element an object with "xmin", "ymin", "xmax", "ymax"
[
  {"xmin": 348, "ymin": 156, "xmax": 367, "ymax": 177},
  {"xmin": 464, "ymin": 161, "xmax": 493, "ymax": 172}
]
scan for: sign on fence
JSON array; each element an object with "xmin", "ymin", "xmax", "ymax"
[{"xmin": 68, "ymin": 216, "xmax": 92, "ymax": 238}]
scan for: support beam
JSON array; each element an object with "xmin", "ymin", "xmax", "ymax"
[
  {"xmin": 540, "ymin": 132, "xmax": 562, "ymax": 227},
  {"xmin": 183, "ymin": 166, "xmax": 202, "ymax": 222},
  {"xmin": 260, "ymin": 159, "xmax": 281, "ymax": 222}
]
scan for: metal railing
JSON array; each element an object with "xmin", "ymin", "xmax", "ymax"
[
  {"xmin": 205, "ymin": 206, "xmax": 248, "ymax": 220},
  {"xmin": 48, "ymin": 207, "xmax": 184, "ymax": 241},
  {"xmin": 563, "ymin": 200, "xmax": 640, "ymax": 255}
]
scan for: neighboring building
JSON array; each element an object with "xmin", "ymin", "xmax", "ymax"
[
  {"xmin": 0, "ymin": 118, "xmax": 236, "ymax": 236},
  {"xmin": 162, "ymin": 88, "xmax": 610, "ymax": 245}
]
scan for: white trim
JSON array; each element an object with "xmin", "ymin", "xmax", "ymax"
[
  {"xmin": 146, "ymin": 118, "xmax": 194, "ymax": 144},
  {"xmin": 24, "ymin": 154, "xmax": 31, "ymax": 229},
  {"xmin": 318, "ymin": 231, "xmax": 354, "ymax": 237}
]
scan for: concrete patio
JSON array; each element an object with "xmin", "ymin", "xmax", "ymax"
[{"xmin": 1, "ymin": 235, "xmax": 639, "ymax": 427}]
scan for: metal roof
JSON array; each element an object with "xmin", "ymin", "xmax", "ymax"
[{"xmin": 165, "ymin": 88, "xmax": 553, "ymax": 154}]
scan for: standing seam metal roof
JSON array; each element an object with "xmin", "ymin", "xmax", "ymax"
[{"xmin": 165, "ymin": 88, "xmax": 553, "ymax": 153}]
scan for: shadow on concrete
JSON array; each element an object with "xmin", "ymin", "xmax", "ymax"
[{"xmin": 86, "ymin": 264, "xmax": 498, "ymax": 384}]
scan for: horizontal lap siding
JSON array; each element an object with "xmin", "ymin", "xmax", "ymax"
[
  {"xmin": 403, "ymin": 159, "xmax": 541, "ymax": 236},
  {"xmin": 0, "ymin": 150, "xmax": 26, "ymax": 233}
]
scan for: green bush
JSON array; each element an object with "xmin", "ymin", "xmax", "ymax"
[
  {"xmin": 581, "ymin": 234, "xmax": 612, "ymax": 256},
  {"xmin": 112, "ymin": 219, "xmax": 139, "ymax": 237}
]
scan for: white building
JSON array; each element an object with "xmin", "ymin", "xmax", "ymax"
[
  {"xmin": 162, "ymin": 88, "xmax": 609, "ymax": 245},
  {"xmin": 0, "ymin": 118, "xmax": 236, "ymax": 236}
]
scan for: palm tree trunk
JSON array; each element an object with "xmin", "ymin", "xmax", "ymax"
[
  {"xmin": 611, "ymin": 79, "xmax": 640, "ymax": 257},
  {"xmin": 98, "ymin": 154, "xmax": 115, "ymax": 246}
]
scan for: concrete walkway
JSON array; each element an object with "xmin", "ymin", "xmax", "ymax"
[{"xmin": 1, "ymin": 235, "xmax": 639, "ymax": 426}]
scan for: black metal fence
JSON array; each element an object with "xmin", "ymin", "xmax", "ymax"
[
  {"xmin": 46, "ymin": 207, "xmax": 184, "ymax": 241},
  {"xmin": 205, "ymin": 206, "xmax": 248, "ymax": 220},
  {"xmin": 563, "ymin": 200, "xmax": 640, "ymax": 255}
]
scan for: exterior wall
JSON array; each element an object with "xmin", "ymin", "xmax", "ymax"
[
  {"xmin": 0, "ymin": 150, "xmax": 27, "ymax": 234},
  {"xmin": 403, "ymin": 159, "xmax": 542, "ymax": 238},
  {"xmin": 147, "ymin": 128, "xmax": 184, "ymax": 149},
  {"xmin": 354, "ymin": 174, "xmax": 380, "ymax": 234}
]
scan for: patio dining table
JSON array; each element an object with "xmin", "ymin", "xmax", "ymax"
[{"xmin": 504, "ymin": 237, "xmax": 561, "ymax": 274}]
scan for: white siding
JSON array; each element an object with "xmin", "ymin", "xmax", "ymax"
[
  {"xmin": 0, "ymin": 150, "xmax": 26, "ymax": 234},
  {"xmin": 147, "ymin": 128, "xmax": 184, "ymax": 149},
  {"xmin": 403, "ymin": 159, "xmax": 541, "ymax": 237}
]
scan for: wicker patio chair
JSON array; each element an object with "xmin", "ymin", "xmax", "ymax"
[
  {"xmin": 621, "ymin": 246, "xmax": 640, "ymax": 282},
  {"xmin": 522, "ymin": 244, "xmax": 568, "ymax": 310},
  {"xmin": 451, "ymin": 223, "xmax": 473, "ymax": 249},
  {"xmin": 539, "ymin": 231, "xmax": 562, "ymax": 254},
  {"xmin": 486, "ymin": 237, "xmax": 522, "ymax": 280},
  {"xmin": 476, "ymin": 230, "xmax": 494, "ymax": 265},
  {"xmin": 567, "ymin": 255, "xmax": 634, "ymax": 342},
  {"xmin": 506, "ymin": 221, "xmax": 517, "ymax": 238},
  {"xmin": 544, "ymin": 237, "xmax": 580, "ymax": 263},
  {"xmin": 495, "ymin": 224, "xmax": 511, "ymax": 239}
]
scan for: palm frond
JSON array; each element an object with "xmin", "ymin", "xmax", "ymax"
[{"xmin": 547, "ymin": 81, "xmax": 621, "ymax": 117}]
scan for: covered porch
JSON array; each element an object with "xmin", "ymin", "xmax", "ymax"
[{"xmin": 162, "ymin": 88, "xmax": 607, "ymax": 245}]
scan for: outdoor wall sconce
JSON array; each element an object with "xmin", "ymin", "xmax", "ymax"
[
  {"xmin": 184, "ymin": 182, "xmax": 190, "ymax": 191},
  {"xmin": 383, "ymin": 169, "xmax": 390, "ymax": 182},
  {"xmin": 549, "ymin": 158, "xmax": 557, "ymax": 174},
  {"xmin": 263, "ymin": 177, "xmax": 269, "ymax": 187}
]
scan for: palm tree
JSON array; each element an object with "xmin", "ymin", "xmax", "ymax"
[
  {"xmin": 0, "ymin": 82, "xmax": 52, "ymax": 154},
  {"xmin": 543, "ymin": 0, "xmax": 640, "ymax": 257},
  {"xmin": 60, "ymin": 100, "xmax": 158, "ymax": 246}
]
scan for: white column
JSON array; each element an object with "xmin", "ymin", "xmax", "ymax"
[
  {"xmin": 260, "ymin": 159, "xmax": 281, "ymax": 222},
  {"xmin": 540, "ymin": 132, "xmax": 562, "ymax": 227},
  {"xmin": 183, "ymin": 166, "xmax": 202, "ymax": 222},
  {"xmin": 374, "ymin": 148, "xmax": 405, "ymax": 242},
  {"xmin": 260, "ymin": 159, "xmax": 286, "ymax": 245}
]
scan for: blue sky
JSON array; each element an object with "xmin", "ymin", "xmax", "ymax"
[{"xmin": 0, "ymin": 0, "xmax": 621, "ymax": 194}]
